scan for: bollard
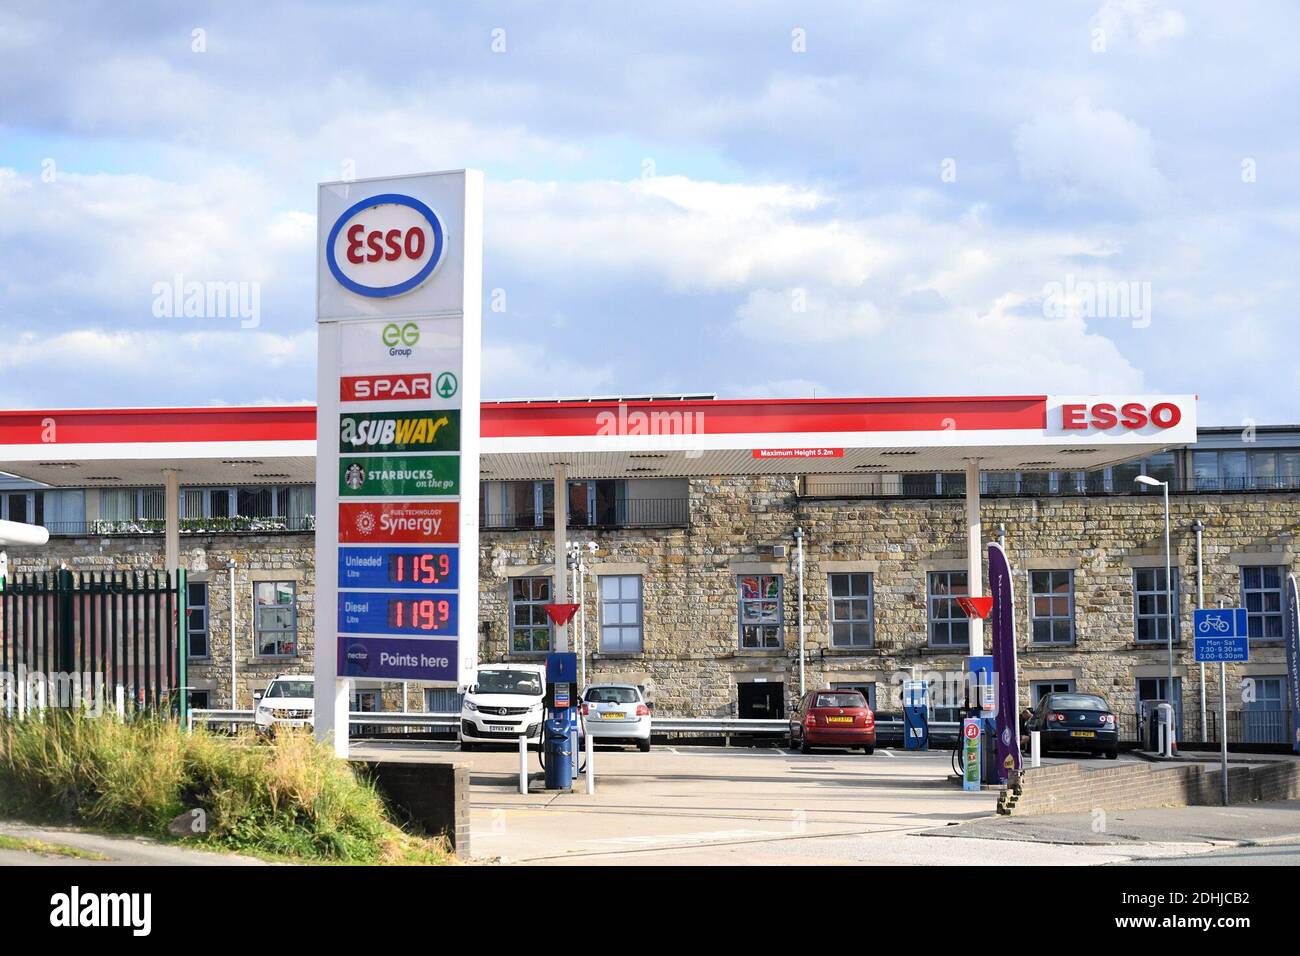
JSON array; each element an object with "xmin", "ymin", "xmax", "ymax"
[
  {"xmin": 115, "ymin": 684, "xmax": 125, "ymax": 719},
  {"xmin": 1030, "ymin": 730, "xmax": 1041, "ymax": 768},
  {"xmin": 585, "ymin": 725, "xmax": 595, "ymax": 795},
  {"xmin": 518, "ymin": 732, "xmax": 529, "ymax": 795}
]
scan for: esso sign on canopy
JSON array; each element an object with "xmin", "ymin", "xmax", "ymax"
[
  {"xmin": 1062, "ymin": 401, "xmax": 1183, "ymax": 431},
  {"xmin": 326, "ymin": 193, "xmax": 445, "ymax": 298}
]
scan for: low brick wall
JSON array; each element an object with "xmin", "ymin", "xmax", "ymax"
[
  {"xmin": 998, "ymin": 760, "xmax": 1300, "ymax": 816},
  {"xmin": 356, "ymin": 761, "xmax": 470, "ymax": 856}
]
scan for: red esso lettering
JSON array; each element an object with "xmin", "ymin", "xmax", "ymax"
[
  {"xmin": 345, "ymin": 224, "xmax": 427, "ymax": 265},
  {"xmin": 1061, "ymin": 402, "xmax": 1182, "ymax": 430},
  {"xmin": 1149, "ymin": 402, "xmax": 1181, "ymax": 428}
]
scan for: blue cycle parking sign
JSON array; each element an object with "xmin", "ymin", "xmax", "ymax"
[{"xmin": 1193, "ymin": 609, "xmax": 1250, "ymax": 663}]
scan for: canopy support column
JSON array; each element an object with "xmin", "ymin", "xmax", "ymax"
[
  {"xmin": 965, "ymin": 458, "xmax": 983, "ymax": 657},
  {"xmin": 163, "ymin": 468, "xmax": 181, "ymax": 573}
]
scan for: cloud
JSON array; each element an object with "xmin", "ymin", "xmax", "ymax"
[
  {"xmin": 1014, "ymin": 99, "xmax": 1170, "ymax": 209},
  {"xmin": 1093, "ymin": 0, "xmax": 1187, "ymax": 49}
]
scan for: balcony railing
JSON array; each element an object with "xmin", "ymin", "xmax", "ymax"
[
  {"xmin": 800, "ymin": 474, "xmax": 1300, "ymax": 501},
  {"xmin": 45, "ymin": 515, "xmax": 316, "ymax": 536},
  {"xmin": 481, "ymin": 497, "xmax": 689, "ymax": 530}
]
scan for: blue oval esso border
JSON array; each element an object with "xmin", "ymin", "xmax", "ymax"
[{"xmin": 326, "ymin": 193, "xmax": 446, "ymax": 298}]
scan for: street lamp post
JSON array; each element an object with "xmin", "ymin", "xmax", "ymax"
[{"xmin": 1137, "ymin": 474, "xmax": 1175, "ymax": 754}]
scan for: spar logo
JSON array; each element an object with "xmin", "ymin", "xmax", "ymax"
[
  {"xmin": 340, "ymin": 373, "xmax": 432, "ymax": 402},
  {"xmin": 325, "ymin": 193, "xmax": 445, "ymax": 298}
]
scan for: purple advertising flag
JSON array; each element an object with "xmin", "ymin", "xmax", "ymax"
[
  {"xmin": 1285, "ymin": 574, "xmax": 1300, "ymax": 754},
  {"xmin": 988, "ymin": 542, "xmax": 1022, "ymax": 780}
]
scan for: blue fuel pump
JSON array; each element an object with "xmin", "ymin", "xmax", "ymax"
[
  {"xmin": 902, "ymin": 679, "xmax": 929, "ymax": 750},
  {"xmin": 541, "ymin": 652, "xmax": 580, "ymax": 790}
]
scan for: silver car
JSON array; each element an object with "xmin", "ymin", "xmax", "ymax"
[{"xmin": 581, "ymin": 684, "xmax": 652, "ymax": 751}]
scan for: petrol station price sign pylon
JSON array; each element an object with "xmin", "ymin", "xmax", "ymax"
[{"xmin": 314, "ymin": 171, "xmax": 483, "ymax": 757}]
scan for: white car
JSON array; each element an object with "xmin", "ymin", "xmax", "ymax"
[
  {"xmin": 459, "ymin": 663, "xmax": 546, "ymax": 750},
  {"xmin": 581, "ymin": 684, "xmax": 652, "ymax": 751},
  {"xmin": 254, "ymin": 675, "xmax": 315, "ymax": 736}
]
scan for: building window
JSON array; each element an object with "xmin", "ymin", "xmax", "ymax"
[
  {"xmin": 927, "ymin": 571, "xmax": 969, "ymax": 648},
  {"xmin": 1241, "ymin": 566, "xmax": 1284, "ymax": 639},
  {"xmin": 738, "ymin": 574, "xmax": 783, "ymax": 649},
  {"xmin": 187, "ymin": 581, "xmax": 209, "ymax": 658},
  {"xmin": 830, "ymin": 681, "xmax": 877, "ymax": 709},
  {"xmin": 188, "ymin": 689, "xmax": 210, "ymax": 711},
  {"xmin": 1133, "ymin": 568, "xmax": 1179, "ymax": 643},
  {"xmin": 510, "ymin": 576, "xmax": 554, "ymax": 653},
  {"xmin": 599, "ymin": 574, "xmax": 643, "ymax": 653},
  {"xmin": 1030, "ymin": 570, "xmax": 1074, "ymax": 644},
  {"xmin": 253, "ymin": 581, "xmax": 297, "ymax": 657},
  {"xmin": 1029, "ymin": 680, "xmax": 1075, "ymax": 704},
  {"xmin": 828, "ymin": 573, "xmax": 873, "ymax": 648},
  {"xmin": 1243, "ymin": 676, "xmax": 1288, "ymax": 744},
  {"xmin": 424, "ymin": 687, "xmax": 464, "ymax": 714}
]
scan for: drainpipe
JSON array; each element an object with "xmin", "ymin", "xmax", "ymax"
[
  {"xmin": 229, "ymin": 561, "xmax": 238, "ymax": 709},
  {"xmin": 795, "ymin": 527, "xmax": 806, "ymax": 697},
  {"xmin": 1195, "ymin": 518, "xmax": 1206, "ymax": 742}
]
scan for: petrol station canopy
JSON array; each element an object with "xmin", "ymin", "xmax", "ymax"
[{"xmin": 0, "ymin": 393, "xmax": 1196, "ymax": 487}]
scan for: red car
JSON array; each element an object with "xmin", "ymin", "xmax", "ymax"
[{"xmin": 789, "ymin": 689, "xmax": 876, "ymax": 754}]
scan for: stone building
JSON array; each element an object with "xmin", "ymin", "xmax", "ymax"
[{"xmin": 3, "ymin": 420, "xmax": 1297, "ymax": 745}]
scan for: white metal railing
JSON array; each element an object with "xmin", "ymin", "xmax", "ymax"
[{"xmin": 185, "ymin": 709, "xmax": 963, "ymax": 742}]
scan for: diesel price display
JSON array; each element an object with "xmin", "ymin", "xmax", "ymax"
[{"xmin": 338, "ymin": 593, "xmax": 460, "ymax": 636}]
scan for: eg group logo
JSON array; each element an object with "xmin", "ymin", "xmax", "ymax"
[{"xmin": 383, "ymin": 322, "xmax": 419, "ymax": 356}]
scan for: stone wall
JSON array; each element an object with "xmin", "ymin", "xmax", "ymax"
[{"xmin": 5, "ymin": 480, "xmax": 1297, "ymax": 721}]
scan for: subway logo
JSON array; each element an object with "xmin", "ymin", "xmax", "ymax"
[{"xmin": 338, "ymin": 410, "xmax": 460, "ymax": 453}]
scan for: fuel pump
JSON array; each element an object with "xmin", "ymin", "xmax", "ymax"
[
  {"xmin": 901, "ymin": 679, "xmax": 929, "ymax": 750},
  {"xmin": 541, "ymin": 651, "xmax": 580, "ymax": 789},
  {"xmin": 964, "ymin": 655, "xmax": 1000, "ymax": 785}
]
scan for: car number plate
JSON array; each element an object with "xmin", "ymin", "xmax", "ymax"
[
  {"xmin": 827, "ymin": 716, "xmax": 853, "ymax": 724},
  {"xmin": 1070, "ymin": 730, "xmax": 1096, "ymax": 738},
  {"xmin": 489, "ymin": 725, "xmax": 515, "ymax": 733},
  {"xmin": 601, "ymin": 712, "xmax": 626, "ymax": 720}
]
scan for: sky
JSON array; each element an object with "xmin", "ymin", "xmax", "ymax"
[{"xmin": 0, "ymin": 0, "xmax": 1297, "ymax": 426}]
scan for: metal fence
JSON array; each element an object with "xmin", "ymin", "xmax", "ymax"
[
  {"xmin": 0, "ymin": 570, "xmax": 186, "ymax": 719},
  {"xmin": 44, "ymin": 516, "xmax": 315, "ymax": 536}
]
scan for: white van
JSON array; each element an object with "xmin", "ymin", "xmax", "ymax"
[{"xmin": 458, "ymin": 663, "xmax": 546, "ymax": 750}]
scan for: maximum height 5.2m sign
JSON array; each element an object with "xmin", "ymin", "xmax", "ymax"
[{"xmin": 315, "ymin": 171, "xmax": 483, "ymax": 727}]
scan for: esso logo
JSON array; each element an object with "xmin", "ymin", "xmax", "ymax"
[
  {"xmin": 326, "ymin": 193, "xmax": 444, "ymax": 298},
  {"xmin": 1062, "ymin": 402, "xmax": 1183, "ymax": 431}
]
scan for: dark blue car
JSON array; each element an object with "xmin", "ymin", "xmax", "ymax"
[{"xmin": 1022, "ymin": 693, "xmax": 1119, "ymax": 759}]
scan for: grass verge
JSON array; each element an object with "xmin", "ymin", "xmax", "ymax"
[
  {"xmin": 0, "ymin": 712, "xmax": 451, "ymax": 865},
  {"xmin": 0, "ymin": 833, "xmax": 110, "ymax": 861}
]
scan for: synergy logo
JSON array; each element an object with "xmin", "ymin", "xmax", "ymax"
[
  {"xmin": 325, "ymin": 193, "xmax": 445, "ymax": 298},
  {"xmin": 338, "ymin": 502, "xmax": 459, "ymax": 543},
  {"xmin": 339, "ymin": 410, "xmax": 458, "ymax": 453}
]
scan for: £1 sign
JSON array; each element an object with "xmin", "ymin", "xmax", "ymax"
[{"xmin": 326, "ymin": 193, "xmax": 445, "ymax": 298}]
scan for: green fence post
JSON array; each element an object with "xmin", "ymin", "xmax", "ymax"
[
  {"xmin": 57, "ymin": 568, "xmax": 74, "ymax": 680},
  {"xmin": 178, "ymin": 568, "xmax": 188, "ymax": 728}
]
